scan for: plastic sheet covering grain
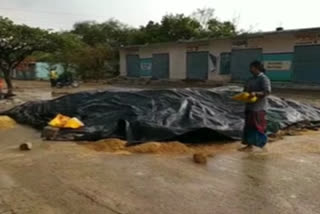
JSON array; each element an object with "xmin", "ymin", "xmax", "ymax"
[{"xmin": 3, "ymin": 86, "xmax": 320, "ymax": 143}]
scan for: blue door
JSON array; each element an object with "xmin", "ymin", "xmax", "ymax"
[
  {"xmin": 126, "ymin": 55, "xmax": 140, "ymax": 77},
  {"xmin": 293, "ymin": 45, "xmax": 320, "ymax": 84},
  {"xmin": 152, "ymin": 53, "xmax": 169, "ymax": 79},
  {"xmin": 230, "ymin": 49, "xmax": 262, "ymax": 81},
  {"xmin": 187, "ymin": 52, "xmax": 209, "ymax": 80}
]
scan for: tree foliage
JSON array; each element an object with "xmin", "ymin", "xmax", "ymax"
[
  {"xmin": 191, "ymin": 7, "xmax": 215, "ymax": 29},
  {"xmin": 73, "ymin": 19, "xmax": 131, "ymax": 47},
  {"xmin": 133, "ymin": 14, "xmax": 202, "ymax": 43},
  {"xmin": 71, "ymin": 8, "xmax": 237, "ymax": 46},
  {"xmin": 67, "ymin": 8, "xmax": 237, "ymax": 79},
  {"xmin": 35, "ymin": 32, "xmax": 87, "ymax": 74},
  {"xmin": 73, "ymin": 44, "xmax": 116, "ymax": 80},
  {"xmin": 0, "ymin": 17, "xmax": 56, "ymax": 94},
  {"xmin": 0, "ymin": 8, "xmax": 239, "ymax": 93}
]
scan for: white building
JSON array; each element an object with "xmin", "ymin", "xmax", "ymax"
[{"xmin": 120, "ymin": 27, "xmax": 320, "ymax": 84}]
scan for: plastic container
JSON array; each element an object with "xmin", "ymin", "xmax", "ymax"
[{"xmin": 232, "ymin": 92, "xmax": 258, "ymax": 103}]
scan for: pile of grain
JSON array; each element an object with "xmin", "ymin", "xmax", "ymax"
[
  {"xmin": 82, "ymin": 138, "xmax": 238, "ymax": 155},
  {"xmin": 84, "ymin": 140, "xmax": 191, "ymax": 154},
  {"xmin": 128, "ymin": 142, "xmax": 191, "ymax": 154},
  {"xmin": 0, "ymin": 116, "xmax": 16, "ymax": 129},
  {"xmin": 84, "ymin": 138, "xmax": 126, "ymax": 152}
]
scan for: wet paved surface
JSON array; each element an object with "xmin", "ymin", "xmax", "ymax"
[
  {"xmin": 0, "ymin": 125, "xmax": 320, "ymax": 214},
  {"xmin": 1, "ymin": 81, "xmax": 320, "ymax": 213}
]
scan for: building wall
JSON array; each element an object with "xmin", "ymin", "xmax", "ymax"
[
  {"xmin": 138, "ymin": 45, "xmax": 190, "ymax": 79},
  {"xmin": 169, "ymin": 45, "xmax": 187, "ymax": 79},
  {"xmin": 119, "ymin": 51, "xmax": 127, "ymax": 76},
  {"xmin": 35, "ymin": 63, "xmax": 64, "ymax": 80},
  {"xmin": 248, "ymin": 34, "xmax": 296, "ymax": 53},
  {"xmin": 121, "ymin": 42, "xmax": 231, "ymax": 81},
  {"xmin": 208, "ymin": 40, "xmax": 232, "ymax": 82},
  {"xmin": 120, "ymin": 31, "xmax": 320, "ymax": 83},
  {"xmin": 120, "ymin": 44, "xmax": 189, "ymax": 80},
  {"xmin": 120, "ymin": 49, "xmax": 138, "ymax": 77},
  {"xmin": 12, "ymin": 62, "xmax": 64, "ymax": 80}
]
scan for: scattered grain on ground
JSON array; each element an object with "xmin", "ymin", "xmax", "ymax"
[
  {"xmin": 83, "ymin": 138, "xmax": 126, "ymax": 152},
  {"xmin": 128, "ymin": 142, "xmax": 190, "ymax": 154},
  {"xmin": 82, "ymin": 139, "xmax": 239, "ymax": 155},
  {"xmin": 0, "ymin": 116, "xmax": 16, "ymax": 129}
]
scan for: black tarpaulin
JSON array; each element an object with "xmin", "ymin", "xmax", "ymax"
[{"xmin": 3, "ymin": 87, "xmax": 320, "ymax": 143}]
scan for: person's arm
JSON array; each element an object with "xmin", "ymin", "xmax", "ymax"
[{"xmin": 250, "ymin": 76, "xmax": 271, "ymax": 97}]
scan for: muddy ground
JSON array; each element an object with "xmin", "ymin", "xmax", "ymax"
[{"xmin": 1, "ymin": 80, "xmax": 320, "ymax": 214}]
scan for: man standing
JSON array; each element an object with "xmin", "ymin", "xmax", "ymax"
[
  {"xmin": 49, "ymin": 68, "xmax": 58, "ymax": 88},
  {"xmin": 240, "ymin": 60, "xmax": 271, "ymax": 152}
]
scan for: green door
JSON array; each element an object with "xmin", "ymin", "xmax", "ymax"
[
  {"xmin": 230, "ymin": 49, "xmax": 262, "ymax": 81},
  {"xmin": 293, "ymin": 45, "xmax": 320, "ymax": 84},
  {"xmin": 152, "ymin": 53, "xmax": 169, "ymax": 79},
  {"xmin": 187, "ymin": 52, "xmax": 209, "ymax": 80},
  {"xmin": 126, "ymin": 55, "xmax": 140, "ymax": 77},
  {"xmin": 140, "ymin": 58, "xmax": 152, "ymax": 77},
  {"xmin": 220, "ymin": 52, "xmax": 231, "ymax": 75},
  {"xmin": 263, "ymin": 53, "xmax": 293, "ymax": 82}
]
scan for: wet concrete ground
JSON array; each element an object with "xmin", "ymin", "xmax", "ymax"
[
  {"xmin": 1, "ymin": 125, "xmax": 320, "ymax": 214},
  {"xmin": 1, "ymin": 80, "xmax": 320, "ymax": 213}
]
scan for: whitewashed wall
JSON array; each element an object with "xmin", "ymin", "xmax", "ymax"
[
  {"xmin": 248, "ymin": 34, "xmax": 296, "ymax": 53},
  {"xmin": 120, "ymin": 33, "xmax": 300, "ymax": 82},
  {"xmin": 208, "ymin": 39, "xmax": 233, "ymax": 82}
]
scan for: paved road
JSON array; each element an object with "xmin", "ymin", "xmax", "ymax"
[
  {"xmin": 1, "ymin": 80, "xmax": 320, "ymax": 213},
  {"xmin": 0, "ymin": 125, "xmax": 320, "ymax": 214}
]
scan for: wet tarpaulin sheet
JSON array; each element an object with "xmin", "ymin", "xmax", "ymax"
[{"xmin": 3, "ymin": 87, "xmax": 320, "ymax": 143}]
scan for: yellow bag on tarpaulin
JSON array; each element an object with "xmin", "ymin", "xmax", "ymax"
[
  {"xmin": 232, "ymin": 92, "xmax": 258, "ymax": 103},
  {"xmin": 48, "ymin": 114, "xmax": 84, "ymax": 129},
  {"xmin": 64, "ymin": 117, "xmax": 84, "ymax": 129},
  {"xmin": 48, "ymin": 114, "xmax": 71, "ymax": 128}
]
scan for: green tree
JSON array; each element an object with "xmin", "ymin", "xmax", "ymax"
[
  {"xmin": 70, "ymin": 13, "xmax": 237, "ymax": 79},
  {"xmin": 0, "ymin": 17, "xmax": 56, "ymax": 94},
  {"xmin": 192, "ymin": 8, "xmax": 237, "ymax": 38},
  {"xmin": 73, "ymin": 19, "xmax": 131, "ymax": 47},
  {"xmin": 130, "ymin": 14, "xmax": 202, "ymax": 44},
  {"xmin": 73, "ymin": 44, "xmax": 115, "ymax": 80},
  {"xmin": 206, "ymin": 20, "xmax": 236, "ymax": 38},
  {"xmin": 35, "ymin": 32, "xmax": 87, "ymax": 75},
  {"xmin": 191, "ymin": 7, "xmax": 215, "ymax": 30},
  {"xmin": 128, "ymin": 12, "xmax": 236, "ymax": 45},
  {"xmin": 72, "ymin": 19, "xmax": 130, "ymax": 77},
  {"xmin": 160, "ymin": 14, "xmax": 202, "ymax": 41}
]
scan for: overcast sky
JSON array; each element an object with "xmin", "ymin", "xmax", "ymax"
[{"xmin": 0, "ymin": 0, "xmax": 319, "ymax": 32}]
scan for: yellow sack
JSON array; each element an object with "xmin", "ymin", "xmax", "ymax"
[
  {"xmin": 48, "ymin": 114, "xmax": 71, "ymax": 128},
  {"xmin": 232, "ymin": 92, "xmax": 258, "ymax": 103},
  {"xmin": 64, "ymin": 117, "xmax": 84, "ymax": 129},
  {"xmin": 49, "ymin": 114, "xmax": 84, "ymax": 129}
]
